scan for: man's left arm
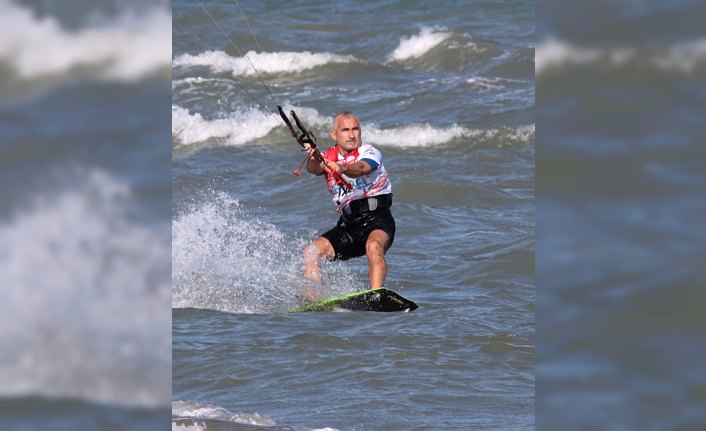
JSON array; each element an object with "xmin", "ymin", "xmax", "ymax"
[{"xmin": 326, "ymin": 160, "xmax": 373, "ymax": 178}]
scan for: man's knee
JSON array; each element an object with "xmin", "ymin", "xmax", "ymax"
[
  {"xmin": 303, "ymin": 243, "xmax": 322, "ymax": 261},
  {"xmin": 365, "ymin": 241, "xmax": 382, "ymax": 255},
  {"xmin": 304, "ymin": 237, "xmax": 334, "ymax": 261},
  {"xmin": 366, "ymin": 237, "xmax": 388, "ymax": 258}
]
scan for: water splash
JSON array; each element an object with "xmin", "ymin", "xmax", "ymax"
[
  {"xmin": 172, "ymin": 191, "xmax": 361, "ymax": 313},
  {"xmin": 0, "ymin": 167, "xmax": 170, "ymax": 408}
]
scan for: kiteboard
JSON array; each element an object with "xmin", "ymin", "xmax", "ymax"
[{"xmin": 289, "ymin": 288, "xmax": 418, "ymax": 312}]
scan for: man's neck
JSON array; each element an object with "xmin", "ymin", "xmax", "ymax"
[{"xmin": 337, "ymin": 144, "xmax": 360, "ymax": 158}]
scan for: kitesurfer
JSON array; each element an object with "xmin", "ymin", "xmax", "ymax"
[{"xmin": 302, "ymin": 111, "xmax": 395, "ymax": 297}]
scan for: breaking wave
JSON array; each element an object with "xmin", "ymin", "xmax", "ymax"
[
  {"xmin": 172, "ymin": 400, "xmax": 341, "ymax": 431},
  {"xmin": 172, "ymin": 105, "xmax": 280, "ymax": 147},
  {"xmin": 0, "ymin": 1, "xmax": 170, "ymax": 84},
  {"xmin": 387, "ymin": 27, "xmax": 454, "ymax": 61},
  {"xmin": 172, "ymin": 400, "xmax": 277, "ymax": 427},
  {"xmin": 366, "ymin": 123, "xmax": 535, "ymax": 148},
  {"xmin": 172, "ymin": 50, "xmax": 360, "ymax": 77},
  {"xmin": 172, "ymin": 104, "xmax": 533, "ymax": 149},
  {"xmin": 536, "ymin": 36, "xmax": 706, "ymax": 76}
]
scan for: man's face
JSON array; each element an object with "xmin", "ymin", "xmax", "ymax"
[{"xmin": 330, "ymin": 115, "xmax": 361, "ymax": 155}]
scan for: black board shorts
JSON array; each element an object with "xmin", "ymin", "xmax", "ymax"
[{"xmin": 321, "ymin": 207, "xmax": 396, "ymax": 261}]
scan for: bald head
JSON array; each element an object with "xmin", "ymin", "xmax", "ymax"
[
  {"xmin": 330, "ymin": 111, "xmax": 362, "ymax": 155},
  {"xmin": 332, "ymin": 111, "xmax": 359, "ymax": 129}
]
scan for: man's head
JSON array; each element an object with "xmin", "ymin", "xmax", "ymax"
[{"xmin": 330, "ymin": 111, "xmax": 361, "ymax": 155}]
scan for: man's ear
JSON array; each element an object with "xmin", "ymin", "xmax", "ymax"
[{"xmin": 329, "ymin": 130, "xmax": 336, "ymax": 141}]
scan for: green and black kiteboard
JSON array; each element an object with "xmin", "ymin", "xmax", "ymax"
[{"xmin": 289, "ymin": 288, "xmax": 418, "ymax": 312}]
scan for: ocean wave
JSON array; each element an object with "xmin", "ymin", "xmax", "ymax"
[
  {"xmin": 387, "ymin": 26, "xmax": 454, "ymax": 62},
  {"xmin": 535, "ymin": 37, "xmax": 631, "ymax": 76},
  {"xmin": 366, "ymin": 123, "xmax": 535, "ymax": 148},
  {"xmin": 172, "ymin": 103, "xmax": 533, "ymax": 149},
  {"xmin": 172, "ymin": 105, "xmax": 281, "ymax": 147},
  {"xmin": 0, "ymin": 168, "xmax": 170, "ymax": 408},
  {"xmin": 172, "ymin": 400, "xmax": 277, "ymax": 427},
  {"xmin": 171, "ymin": 103, "xmax": 333, "ymax": 148},
  {"xmin": 385, "ymin": 26, "xmax": 503, "ymax": 72},
  {"xmin": 466, "ymin": 76, "xmax": 517, "ymax": 92},
  {"xmin": 172, "ymin": 400, "xmax": 340, "ymax": 431},
  {"xmin": 536, "ymin": 36, "xmax": 706, "ymax": 76},
  {"xmin": 0, "ymin": 1, "xmax": 170, "ymax": 84},
  {"xmin": 653, "ymin": 37, "xmax": 706, "ymax": 73},
  {"xmin": 172, "ymin": 50, "xmax": 360, "ymax": 77}
]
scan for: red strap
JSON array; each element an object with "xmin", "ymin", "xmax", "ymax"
[{"xmin": 293, "ymin": 153, "xmax": 309, "ymax": 176}]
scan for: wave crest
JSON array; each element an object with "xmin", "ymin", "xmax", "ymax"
[
  {"xmin": 172, "ymin": 103, "xmax": 533, "ymax": 149},
  {"xmin": 173, "ymin": 50, "xmax": 359, "ymax": 76},
  {"xmin": 536, "ymin": 36, "xmax": 706, "ymax": 76},
  {"xmin": 366, "ymin": 123, "xmax": 535, "ymax": 148},
  {"xmin": 172, "ymin": 105, "xmax": 280, "ymax": 146},
  {"xmin": 387, "ymin": 27, "xmax": 453, "ymax": 62},
  {"xmin": 172, "ymin": 400, "xmax": 276, "ymax": 427},
  {"xmin": 0, "ymin": 2, "xmax": 170, "ymax": 83}
]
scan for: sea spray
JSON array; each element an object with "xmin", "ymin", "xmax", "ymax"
[
  {"xmin": 0, "ymin": 168, "xmax": 170, "ymax": 407},
  {"xmin": 172, "ymin": 191, "xmax": 360, "ymax": 313}
]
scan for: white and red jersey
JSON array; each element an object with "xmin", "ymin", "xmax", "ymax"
[{"xmin": 320, "ymin": 143, "xmax": 392, "ymax": 209}]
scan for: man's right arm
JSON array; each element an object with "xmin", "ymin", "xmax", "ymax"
[{"xmin": 305, "ymin": 147, "xmax": 325, "ymax": 175}]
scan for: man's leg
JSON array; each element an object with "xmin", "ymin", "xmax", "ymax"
[
  {"xmin": 303, "ymin": 236, "xmax": 335, "ymax": 286},
  {"xmin": 365, "ymin": 229, "xmax": 390, "ymax": 289}
]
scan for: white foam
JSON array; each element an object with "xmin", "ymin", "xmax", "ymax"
[
  {"xmin": 466, "ymin": 76, "xmax": 508, "ymax": 92},
  {"xmin": 172, "ymin": 422, "xmax": 206, "ymax": 431},
  {"xmin": 535, "ymin": 37, "xmax": 639, "ymax": 76},
  {"xmin": 172, "ymin": 400, "xmax": 276, "ymax": 426},
  {"xmin": 536, "ymin": 36, "xmax": 706, "ymax": 75},
  {"xmin": 172, "ymin": 76, "xmax": 224, "ymax": 87},
  {"xmin": 367, "ymin": 123, "xmax": 468, "ymax": 147},
  {"xmin": 365, "ymin": 123, "xmax": 534, "ymax": 147},
  {"xmin": 173, "ymin": 50, "xmax": 358, "ymax": 76},
  {"xmin": 172, "ymin": 105, "xmax": 280, "ymax": 146},
  {"xmin": 172, "ymin": 192, "xmax": 360, "ymax": 313},
  {"xmin": 172, "ymin": 192, "xmax": 300, "ymax": 313},
  {"xmin": 653, "ymin": 37, "xmax": 706, "ymax": 73},
  {"xmin": 515, "ymin": 124, "xmax": 536, "ymax": 142},
  {"xmin": 535, "ymin": 37, "xmax": 602, "ymax": 74},
  {"xmin": 172, "ymin": 401, "xmax": 340, "ymax": 431},
  {"xmin": 172, "ymin": 102, "xmax": 533, "ymax": 149},
  {"xmin": 388, "ymin": 27, "xmax": 452, "ymax": 62},
  {"xmin": 0, "ymin": 1, "xmax": 170, "ymax": 82},
  {"xmin": 0, "ymin": 167, "xmax": 171, "ymax": 408}
]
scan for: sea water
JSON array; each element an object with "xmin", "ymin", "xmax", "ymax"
[
  {"xmin": 536, "ymin": 1, "xmax": 706, "ymax": 429},
  {"xmin": 0, "ymin": 0, "xmax": 171, "ymax": 429},
  {"xmin": 172, "ymin": 1, "xmax": 534, "ymax": 430}
]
